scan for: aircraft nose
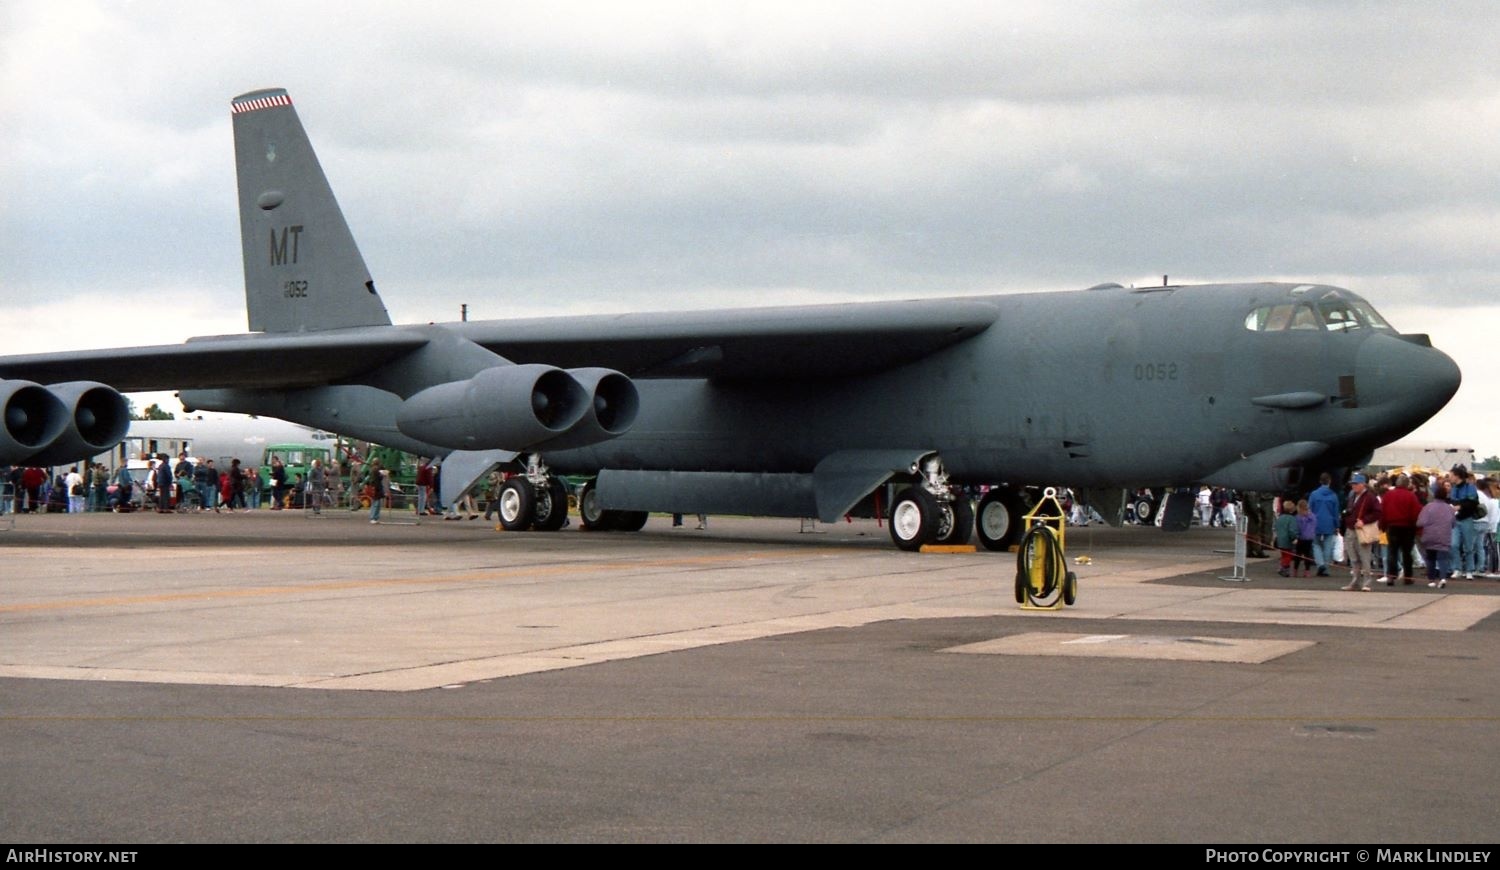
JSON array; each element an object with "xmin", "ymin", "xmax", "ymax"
[{"xmin": 1354, "ymin": 332, "xmax": 1462, "ymax": 424}]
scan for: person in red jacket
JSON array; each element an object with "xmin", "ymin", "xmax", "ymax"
[
  {"xmin": 415, "ymin": 458, "xmax": 435, "ymax": 516},
  {"xmin": 20, "ymin": 466, "xmax": 47, "ymax": 513},
  {"xmin": 1378, "ymin": 474, "xmax": 1422, "ymax": 586}
]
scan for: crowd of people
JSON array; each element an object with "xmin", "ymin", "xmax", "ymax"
[
  {"xmin": 1268, "ymin": 466, "xmax": 1498, "ymax": 590},
  {"xmin": 8, "ymin": 455, "xmax": 1497, "ymax": 577},
  {"xmin": 3, "ymin": 452, "xmax": 565, "ymax": 528},
  {"xmin": 1, "ymin": 453, "xmax": 343, "ymax": 515}
]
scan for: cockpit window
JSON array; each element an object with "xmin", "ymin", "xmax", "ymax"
[
  {"xmin": 1245, "ymin": 305, "xmax": 1281, "ymax": 331},
  {"xmin": 1244, "ymin": 290, "xmax": 1397, "ymax": 333},
  {"xmin": 1319, "ymin": 298, "xmax": 1361, "ymax": 331},
  {"xmin": 1245, "ymin": 303, "xmax": 1318, "ymax": 331},
  {"xmin": 1353, "ymin": 300, "xmax": 1390, "ymax": 329},
  {"xmin": 1290, "ymin": 304, "xmax": 1320, "ymax": 330}
]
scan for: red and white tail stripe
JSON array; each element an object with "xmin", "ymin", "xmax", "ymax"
[{"xmin": 231, "ymin": 93, "xmax": 292, "ymax": 114}]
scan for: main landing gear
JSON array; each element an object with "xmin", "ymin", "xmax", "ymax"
[
  {"xmin": 888, "ymin": 454, "xmax": 1027, "ymax": 553},
  {"xmin": 975, "ymin": 486, "xmax": 1026, "ymax": 552},
  {"xmin": 888, "ymin": 455, "xmax": 974, "ymax": 551},
  {"xmin": 576, "ymin": 479, "xmax": 647, "ymax": 532},
  {"xmin": 496, "ymin": 458, "xmax": 649, "ymax": 533},
  {"xmin": 495, "ymin": 454, "xmax": 570, "ymax": 532}
]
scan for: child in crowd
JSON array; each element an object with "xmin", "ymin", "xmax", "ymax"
[
  {"xmin": 1275, "ymin": 499, "xmax": 1300, "ymax": 578},
  {"xmin": 1295, "ymin": 498, "xmax": 1317, "ymax": 578}
]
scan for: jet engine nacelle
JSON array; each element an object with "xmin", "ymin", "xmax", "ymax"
[
  {"xmin": 395, "ymin": 364, "xmax": 592, "ymax": 451},
  {"xmin": 531, "ymin": 367, "xmax": 640, "ymax": 451},
  {"xmin": 1, "ymin": 379, "xmax": 69, "ymax": 464},
  {"xmin": 1, "ymin": 380, "xmax": 130, "ymax": 466}
]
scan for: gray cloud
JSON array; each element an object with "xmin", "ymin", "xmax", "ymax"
[{"xmin": 6, "ymin": 1, "xmax": 1498, "ymax": 311}]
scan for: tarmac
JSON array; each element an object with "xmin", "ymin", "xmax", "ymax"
[{"xmin": 2, "ymin": 507, "xmax": 1497, "ymax": 842}]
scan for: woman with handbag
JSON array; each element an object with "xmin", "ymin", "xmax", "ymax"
[{"xmin": 1342, "ymin": 473, "xmax": 1382, "ymax": 591}]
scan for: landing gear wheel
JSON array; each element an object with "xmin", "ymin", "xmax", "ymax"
[
  {"xmin": 610, "ymin": 510, "xmax": 649, "ymax": 532},
  {"xmin": 935, "ymin": 497, "xmax": 974, "ymax": 545},
  {"xmin": 890, "ymin": 487, "xmax": 939, "ymax": 552},
  {"xmin": 976, "ymin": 488, "xmax": 1024, "ymax": 551},
  {"xmin": 1062, "ymin": 570, "xmax": 1078, "ymax": 606},
  {"xmin": 1134, "ymin": 497, "xmax": 1157, "ymax": 525},
  {"xmin": 532, "ymin": 478, "xmax": 570, "ymax": 531},
  {"xmin": 578, "ymin": 481, "xmax": 608, "ymax": 530},
  {"xmin": 497, "ymin": 478, "xmax": 535, "ymax": 531}
]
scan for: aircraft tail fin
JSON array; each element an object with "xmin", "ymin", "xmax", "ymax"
[{"xmin": 231, "ymin": 88, "xmax": 392, "ymax": 333}]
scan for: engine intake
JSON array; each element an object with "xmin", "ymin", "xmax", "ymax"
[
  {"xmin": 532, "ymin": 368, "xmax": 640, "ymax": 450},
  {"xmin": 1, "ymin": 380, "xmax": 69, "ymax": 464},
  {"xmin": 24, "ymin": 382, "xmax": 132, "ymax": 467},
  {"xmin": 1, "ymin": 380, "xmax": 129, "ymax": 466},
  {"xmin": 395, "ymin": 364, "xmax": 590, "ymax": 451}
]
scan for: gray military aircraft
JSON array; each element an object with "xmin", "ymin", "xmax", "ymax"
[{"xmin": 0, "ymin": 88, "xmax": 1463, "ymax": 550}]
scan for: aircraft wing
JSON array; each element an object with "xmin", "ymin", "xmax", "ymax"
[
  {"xmin": 0, "ymin": 329, "xmax": 428, "ymax": 392},
  {"xmin": 453, "ymin": 297, "xmax": 1001, "ymax": 379},
  {"xmin": 0, "ymin": 298, "xmax": 998, "ymax": 391}
]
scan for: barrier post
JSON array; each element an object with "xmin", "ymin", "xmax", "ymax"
[{"xmin": 1219, "ymin": 514, "xmax": 1250, "ymax": 582}]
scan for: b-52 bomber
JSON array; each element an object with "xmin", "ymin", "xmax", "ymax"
[{"xmin": 0, "ymin": 88, "xmax": 1462, "ymax": 550}]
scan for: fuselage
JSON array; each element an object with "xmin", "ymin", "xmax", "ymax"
[
  {"xmin": 172, "ymin": 282, "xmax": 1459, "ymax": 496},
  {"xmin": 540, "ymin": 282, "xmax": 1459, "ymax": 491}
]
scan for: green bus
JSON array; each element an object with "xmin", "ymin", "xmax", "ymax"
[{"xmin": 261, "ymin": 443, "xmax": 334, "ymax": 507}]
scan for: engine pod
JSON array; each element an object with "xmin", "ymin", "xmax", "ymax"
[
  {"xmin": 395, "ymin": 364, "xmax": 589, "ymax": 451},
  {"xmin": 22, "ymin": 381, "xmax": 131, "ymax": 466},
  {"xmin": 0, "ymin": 379, "xmax": 69, "ymax": 464},
  {"xmin": 530, "ymin": 368, "xmax": 640, "ymax": 451}
]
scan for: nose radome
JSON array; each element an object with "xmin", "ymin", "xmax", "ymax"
[{"xmin": 1354, "ymin": 333, "xmax": 1462, "ymax": 421}]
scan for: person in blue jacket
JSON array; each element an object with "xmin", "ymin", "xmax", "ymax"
[{"xmin": 1307, "ymin": 472, "xmax": 1342, "ymax": 577}]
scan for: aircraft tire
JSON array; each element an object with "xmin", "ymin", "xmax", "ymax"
[
  {"xmin": 532, "ymin": 478, "xmax": 570, "ymax": 531},
  {"xmin": 889, "ymin": 487, "xmax": 939, "ymax": 551},
  {"xmin": 497, "ymin": 478, "xmax": 535, "ymax": 531},
  {"xmin": 610, "ymin": 510, "xmax": 649, "ymax": 532},
  {"xmin": 1134, "ymin": 496, "xmax": 1157, "ymax": 525},
  {"xmin": 578, "ymin": 481, "xmax": 608, "ymax": 531},
  {"xmin": 976, "ymin": 488, "xmax": 1023, "ymax": 551},
  {"xmin": 935, "ymin": 496, "xmax": 974, "ymax": 545}
]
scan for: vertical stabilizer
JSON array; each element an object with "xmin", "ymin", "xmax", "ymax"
[{"xmin": 232, "ymin": 88, "xmax": 392, "ymax": 333}]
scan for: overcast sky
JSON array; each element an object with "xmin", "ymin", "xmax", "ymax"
[{"xmin": 2, "ymin": 1, "xmax": 1496, "ymax": 457}]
